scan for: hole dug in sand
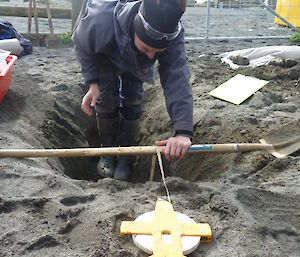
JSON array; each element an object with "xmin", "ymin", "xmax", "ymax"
[{"xmin": 40, "ymin": 102, "xmax": 101, "ymax": 181}]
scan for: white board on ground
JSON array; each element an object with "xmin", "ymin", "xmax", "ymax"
[{"xmin": 209, "ymin": 74, "xmax": 268, "ymax": 105}]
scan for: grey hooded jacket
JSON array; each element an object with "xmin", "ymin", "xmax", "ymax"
[{"xmin": 73, "ymin": 0, "xmax": 193, "ymax": 136}]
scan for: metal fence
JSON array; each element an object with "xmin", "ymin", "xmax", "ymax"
[
  {"xmin": 182, "ymin": 0, "xmax": 299, "ymax": 41},
  {"xmin": 0, "ymin": 0, "xmax": 299, "ymax": 41}
]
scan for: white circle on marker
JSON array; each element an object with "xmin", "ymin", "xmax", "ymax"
[{"xmin": 132, "ymin": 211, "xmax": 201, "ymax": 255}]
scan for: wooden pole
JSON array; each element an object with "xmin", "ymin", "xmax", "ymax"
[
  {"xmin": 0, "ymin": 144, "xmax": 276, "ymax": 158},
  {"xmin": 45, "ymin": 0, "xmax": 54, "ymax": 36},
  {"xmin": 28, "ymin": 0, "xmax": 32, "ymax": 34},
  {"xmin": 0, "ymin": 146, "xmax": 164, "ymax": 158},
  {"xmin": 149, "ymin": 155, "xmax": 157, "ymax": 181},
  {"xmin": 32, "ymin": 0, "xmax": 39, "ymax": 36}
]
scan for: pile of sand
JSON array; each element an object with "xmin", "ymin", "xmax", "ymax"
[{"xmin": 0, "ymin": 44, "xmax": 299, "ymax": 256}]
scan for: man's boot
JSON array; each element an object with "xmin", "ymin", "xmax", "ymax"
[
  {"xmin": 96, "ymin": 116, "xmax": 119, "ymax": 178},
  {"xmin": 114, "ymin": 117, "xmax": 139, "ymax": 181}
]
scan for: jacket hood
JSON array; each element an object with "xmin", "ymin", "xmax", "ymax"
[{"xmin": 114, "ymin": 0, "xmax": 141, "ymax": 35}]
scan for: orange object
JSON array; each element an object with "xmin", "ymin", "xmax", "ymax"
[
  {"xmin": 0, "ymin": 55, "xmax": 17, "ymax": 103},
  {"xmin": 120, "ymin": 200, "xmax": 212, "ymax": 257}
]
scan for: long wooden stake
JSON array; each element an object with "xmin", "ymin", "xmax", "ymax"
[
  {"xmin": 32, "ymin": 0, "xmax": 39, "ymax": 36},
  {"xmin": 28, "ymin": 0, "xmax": 32, "ymax": 34},
  {"xmin": 149, "ymin": 155, "xmax": 157, "ymax": 181},
  {"xmin": 45, "ymin": 0, "xmax": 54, "ymax": 36}
]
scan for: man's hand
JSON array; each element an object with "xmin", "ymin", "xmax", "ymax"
[
  {"xmin": 81, "ymin": 83, "xmax": 99, "ymax": 116},
  {"xmin": 155, "ymin": 135, "xmax": 191, "ymax": 161}
]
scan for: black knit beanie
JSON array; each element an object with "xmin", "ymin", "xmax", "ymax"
[{"xmin": 133, "ymin": 0, "xmax": 186, "ymax": 49}]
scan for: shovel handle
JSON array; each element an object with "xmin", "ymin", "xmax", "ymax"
[
  {"xmin": 0, "ymin": 143, "xmax": 274, "ymax": 158},
  {"xmin": 189, "ymin": 143, "xmax": 274, "ymax": 153}
]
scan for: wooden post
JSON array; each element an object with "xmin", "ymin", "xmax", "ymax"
[
  {"xmin": 72, "ymin": 0, "xmax": 83, "ymax": 31},
  {"xmin": 32, "ymin": 0, "xmax": 39, "ymax": 36},
  {"xmin": 149, "ymin": 155, "xmax": 157, "ymax": 181},
  {"xmin": 28, "ymin": 0, "xmax": 32, "ymax": 34},
  {"xmin": 45, "ymin": 0, "xmax": 54, "ymax": 36}
]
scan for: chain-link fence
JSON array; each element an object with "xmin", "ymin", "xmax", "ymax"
[
  {"xmin": 182, "ymin": 0, "xmax": 299, "ymax": 41},
  {"xmin": 1, "ymin": 0, "xmax": 299, "ymax": 40}
]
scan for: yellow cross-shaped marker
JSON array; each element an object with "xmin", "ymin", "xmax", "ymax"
[{"xmin": 120, "ymin": 200, "xmax": 212, "ymax": 257}]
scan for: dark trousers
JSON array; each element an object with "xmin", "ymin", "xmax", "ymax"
[{"xmin": 94, "ymin": 56, "xmax": 145, "ymax": 120}]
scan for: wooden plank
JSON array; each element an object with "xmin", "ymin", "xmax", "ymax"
[{"xmin": 0, "ymin": 6, "xmax": 71, "ymax": 19}]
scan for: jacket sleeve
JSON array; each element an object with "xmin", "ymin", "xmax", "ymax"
[
  {"xmin": 73, "ymin": 44, "xmax": 100, "ymax": 85},
  {"xmin": 158, "ymin": 30, "xmax": 193, "ymax": 138}
]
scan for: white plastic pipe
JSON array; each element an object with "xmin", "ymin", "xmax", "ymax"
[{"xmin": 0, "ymin": 39, "xmax": 22, "ymax": 56}]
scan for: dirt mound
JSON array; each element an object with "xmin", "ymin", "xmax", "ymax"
[{"xmin": 0, "ymin": 47, "xmax": 299, "ymax": 256}]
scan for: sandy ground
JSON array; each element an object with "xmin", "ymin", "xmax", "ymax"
[{"xmin": 0, "ymin": 2, "xmax": 300, "ymax": 257}]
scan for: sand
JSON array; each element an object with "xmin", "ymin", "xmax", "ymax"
[{"xmin": 0, "ymin": 3, "xmax": 300, "ymax": 257}]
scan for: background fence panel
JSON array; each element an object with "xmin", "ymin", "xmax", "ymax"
[
  {"xmin": 0, "ymin": 0, "xmax": 298, "ymax": 41},
  {"xmin": 182, "ymin": 0, "xmax": 299, "ymax": 41}
]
